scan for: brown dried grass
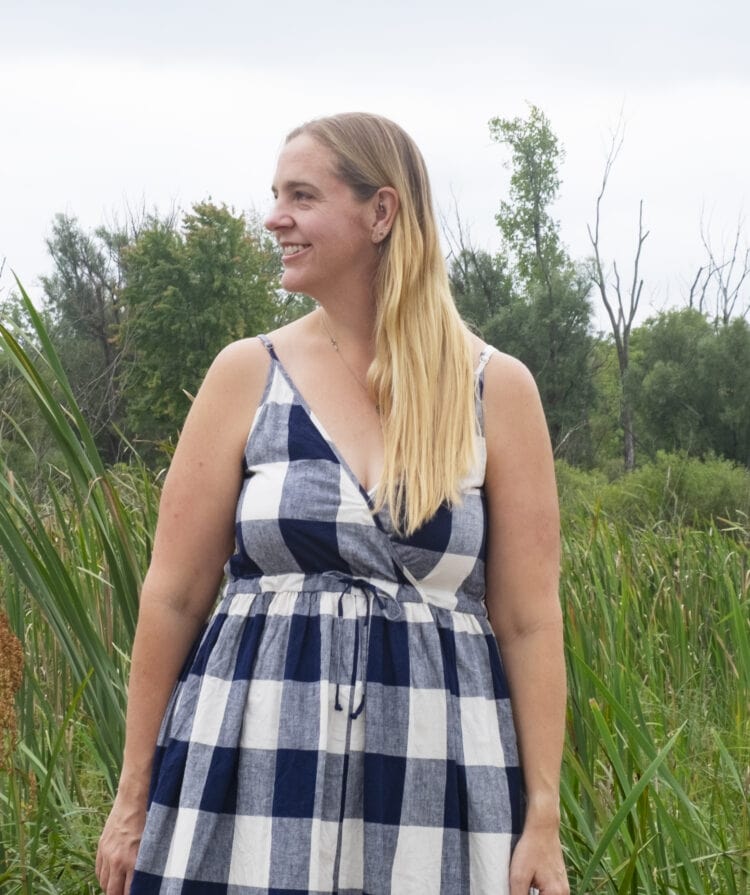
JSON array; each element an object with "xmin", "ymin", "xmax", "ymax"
[{"xmin": 0, "ymin": 609, "xmax": 23, "ymax": 767}]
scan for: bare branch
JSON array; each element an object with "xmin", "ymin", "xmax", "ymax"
[
  {"xmin": 628, "ymin": 200, "xmax": 649, "ymax": 327},
  {"xmin": 586, "ymin": 114, "xmax": 646, "ymax": 472},
  {"xmin": 440, "ymin": 191, "xmax": 498, "ymax": 308},
  {"xmin": 688, "ymin": 265, "xmax": 707, "ymax": 311},
  {"xmin": 440, "ymin": 189, "xmax": 472, "ymax": 269},
  {"xmin": 587, "ymin": 114, "xmax": 629, "ymax": 353},
  {"xmin": 695, "ymin": 210, "xmax": 749, "ymax": 324}
]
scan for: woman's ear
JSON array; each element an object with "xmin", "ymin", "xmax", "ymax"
[{"xmin": 371, "ymin": 187, "xmax": 399, "ymax": 243}]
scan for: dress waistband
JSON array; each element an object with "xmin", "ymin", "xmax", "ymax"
[
  {"xmin": 222, "ymin": 571, "xmax": 488, "ymax": 618},
  {"xmin": 220, "ymin": 571, "xmax": 489, "ymax": 721}
]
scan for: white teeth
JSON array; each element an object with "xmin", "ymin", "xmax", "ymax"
[{"xmin": 282, "ymin": 244, "xmax": 309, "ymax": 256}]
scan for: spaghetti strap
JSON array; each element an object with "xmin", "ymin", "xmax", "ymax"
[
  {"xmin": 475, "ymin": 343, "xmax": 496, "ymax": 376},
  {"xmin": 256, "ymin": 332, "xmax": 276, "ymax": 357},
  {"xmin": 474, "ymin": 344, "xmax": 496, "ymax": 434}
]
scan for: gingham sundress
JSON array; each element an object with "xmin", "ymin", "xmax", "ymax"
[{"xmin": 131, "ymin": 335, "xmax": 522, "ymax": 895}]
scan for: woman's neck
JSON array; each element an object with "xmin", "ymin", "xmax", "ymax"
[{"xmin": 313, "ymin": 292, "xmax": 377, "ymax": 354}]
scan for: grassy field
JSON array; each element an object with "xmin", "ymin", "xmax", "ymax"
[{"xmin": 1, "ymin": 294, "xmax": 748, "ymax": 893}]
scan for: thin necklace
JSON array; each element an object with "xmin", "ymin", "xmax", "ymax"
[{"xmin": 318, "ymin": 308, "xmax": 380, "ymax": 413}]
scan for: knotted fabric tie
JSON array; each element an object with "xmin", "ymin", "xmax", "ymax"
[{"xmin": 325, "ymin": 575, "xmax": 401, "ymax": 720}]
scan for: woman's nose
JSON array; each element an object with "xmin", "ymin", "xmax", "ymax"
[
  {"xmin": 263, "ymin": 209, "xmax": 277, "ymax": 231},
  {"xmin": 264, "ymin": 201, "xmax": 289, "ymax": 232}
]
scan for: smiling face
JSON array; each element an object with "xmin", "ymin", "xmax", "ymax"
[{"xmin": 265, "ymin": 134, "xmax": 381, "ymax": 301}]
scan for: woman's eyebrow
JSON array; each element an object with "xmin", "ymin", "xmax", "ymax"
[{"xmin": 272, "ymin": 179, "xmax": 318, "ymax": 196}]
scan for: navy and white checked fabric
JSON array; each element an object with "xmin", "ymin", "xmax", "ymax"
[{"xmin": 131, "ymin": 335, "xmax": 522, "ymax": 894}]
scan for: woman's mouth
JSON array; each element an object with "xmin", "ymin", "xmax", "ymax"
[{"xmin": 281, "ymin": 244, "xmax": 310, "ymax": 257}]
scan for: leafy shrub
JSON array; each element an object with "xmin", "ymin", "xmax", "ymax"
[
  {"xmin": 555, "ymin": 460, "xmax": 606, "ymax": 521},
  {"xmin": 597, "ymin": 451, "xmax": 750, "ymax": 526}
]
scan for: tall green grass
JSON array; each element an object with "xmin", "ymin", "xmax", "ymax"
[
  {"xmin": 0, "ymin": 284, "xmax": 155, "ymax": 892},
  {"xmin": 561, "ymin": 515, "xmax": 749, "ymax": 892},
  {"xmin": 1, "ymin": 285, "xmax": 748, "ymax": 892}
]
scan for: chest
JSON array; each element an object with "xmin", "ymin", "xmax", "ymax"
[{"xmin": 274, "ymin": 349, "xmax": 384, "ymax": 494}]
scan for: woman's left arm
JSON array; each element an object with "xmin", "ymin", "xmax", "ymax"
[{"xmin": 482, "ymin": 352, "xmax": 569, "ymax": 895}]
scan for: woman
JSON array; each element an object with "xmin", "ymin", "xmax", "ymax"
[{"xmin": 96, "ymin": 112, "xmax": 568, "ymax": 895}]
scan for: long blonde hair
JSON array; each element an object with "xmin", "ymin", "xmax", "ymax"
[{"xmin": 287, "ymin": 113, "xmax": 476, "ymax": 534}]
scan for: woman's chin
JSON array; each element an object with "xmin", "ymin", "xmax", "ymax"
[
  {"xmin": 280, "ymin": 272, "xmax": 302, "ymax": 293},
  {"xmin": 280, "ymin": 271, "xmax": 317, "ymax": 299}
]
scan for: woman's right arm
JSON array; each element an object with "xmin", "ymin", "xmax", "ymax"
[{"xmin": 95, "ymin": 338, "xmax": 269, "ymax": 895}]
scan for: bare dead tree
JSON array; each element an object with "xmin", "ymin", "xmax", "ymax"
[
  {"xmin": 688, "ymin": 212, "xmax": 749, "ymax": 326},
  {"xmin": 440, "ymin": 193, "xmax": 502, "ymax": 311},
  {"xmin": 440, "ymin": 194, "xmax": 474, "ymax": 278},
  {"xmin": 588, "ymin": 121, "xmax": 649, "ymax": 472}
]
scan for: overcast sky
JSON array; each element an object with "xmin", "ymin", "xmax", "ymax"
[{"xmin": 2, "ymin": 0, "xmax": 748, "ymax": 330}]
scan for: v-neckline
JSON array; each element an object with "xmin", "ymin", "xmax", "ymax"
[
  {"xmin": 261, "ymin": 337, "xmax": 495, "ymax": 512},
  {"xmin": 267, "ymin": 342, "xmax": 382, "ymax": 507}
]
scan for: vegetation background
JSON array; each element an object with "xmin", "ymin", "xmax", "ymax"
[{"xmin": 1, "ymin": 107, "xmax": 748, "ymax": 893}]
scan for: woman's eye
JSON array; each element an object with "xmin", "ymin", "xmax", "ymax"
[{"xmin": 294, "ymin": 191, "xmax": 312, "ymax": 202}]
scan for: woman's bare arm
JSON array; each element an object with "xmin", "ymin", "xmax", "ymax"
[
  {"xmin": 96, "ymin": 337, "xmax": 269, "ymax": 895},
  {"xmin": 483, "ymin": 352, "xmax": 569, "ymax": 895}
]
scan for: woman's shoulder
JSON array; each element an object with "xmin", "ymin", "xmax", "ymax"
[
  {"xmin": 206, "ymin": 335, "xmax": 270, "ymax": 392},
  {"xmin": 204, "ymin": 312, "xmax": 317, "ymax": 405},
  {"xmin": 194, "ymin": 334, "xmax": 276, "ymax": 430},
  {"xmin": 468, "ymin": 333, "xmax": 535, "ymax": 392},
  {"xmin": 476, "ymin": 341, "xmax": 546, "ymax": 445}
]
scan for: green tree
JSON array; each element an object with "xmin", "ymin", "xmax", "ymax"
[
  {"xmin": 490, "ymin": 104, "xmax": 567, "ymax": 289},
  {"xmin": 487, "ymin": 105, "xmax": 594, "ymax": 462},
  {"xmin": 631, "ymin": 310, "xmax": 715, "ymax": 457},
  {"xmin": 41, "ymin": 214, "xmax": 131, "ymax": 462},
  {"xmin": 0, "ymin": 290, "xmax": 62, "ymax": 484},
  {"xmin": 119, "ymin": 202, "xmax": 283, "ymax": 450},
  {"xmin": 585, "ymin": 336, "xmax": 628, "ymax": 474},
  {"xmin": 707, "ymin": 318, "xmax": 750, "ymax": 464},
  {"xmin": 448, "ymin": 242, "xmax": 515, "ymax": 336},
  {"xmin": 629, "ymin": 309, "xmax": 750, "ymax": 466}
]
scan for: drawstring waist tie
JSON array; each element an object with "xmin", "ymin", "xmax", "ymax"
[{"xmin": 325, "ymin": 574, "xmax": 402, "ymax": 720}]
